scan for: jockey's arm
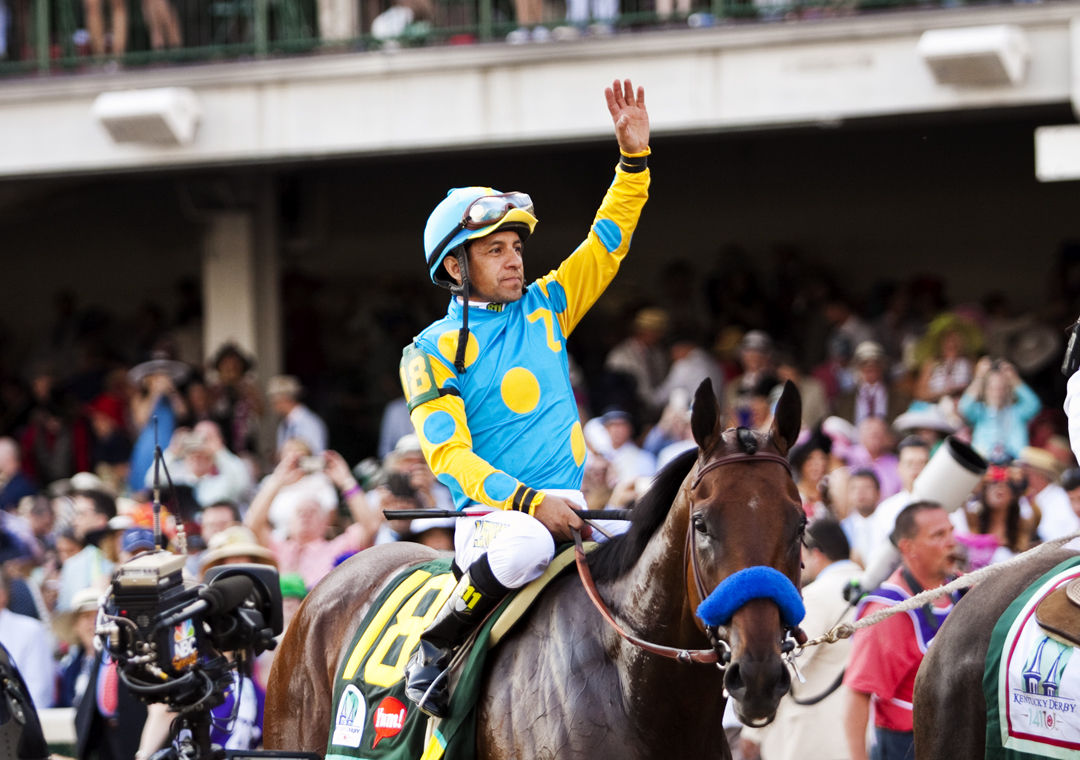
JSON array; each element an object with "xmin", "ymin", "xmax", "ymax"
[{"xmin": 534, "ymin": 155, "xmax": 650, "ymax": 339}]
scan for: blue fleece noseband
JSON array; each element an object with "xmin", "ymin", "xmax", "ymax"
[{"xmin": 696, "ymin": 566, "xmax": 805, "ymax": 628}]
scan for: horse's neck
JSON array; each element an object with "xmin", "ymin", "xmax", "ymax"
[
  {"xmin": 600, "ymin": 492, "xmax": 728, "ymax": 751},
  {"xmin": 609, "ymin": 497, "xmax": 697, "ymax": 646}
]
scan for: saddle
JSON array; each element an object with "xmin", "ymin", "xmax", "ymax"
[
  {"xmin": 326, "ymin": 544, "xmax": 593, "ymax": 760},
  {"xmin": 1035, "ymin": 578, "xmax": 1080, "ymax": 647}
]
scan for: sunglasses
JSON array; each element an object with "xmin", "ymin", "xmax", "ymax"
[{"xmin": 985, "ymin": 466, "xmax": 1011, "ymax": 483}]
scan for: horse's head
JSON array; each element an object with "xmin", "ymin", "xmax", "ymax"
[{"xmin": 686, "ymin": 378, "xmax": 804, "ymax": 726}]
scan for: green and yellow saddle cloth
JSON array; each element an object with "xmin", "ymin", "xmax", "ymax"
[
  {"xmin": 985, "ymin": 555, "xmax": 1080, "ymax": 759},
  {"xmin": 325, "ymin": 546, "xmax": 590, "ymax": 760}
]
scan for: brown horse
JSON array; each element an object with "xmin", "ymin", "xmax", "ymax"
[
  {"xmin": 265, "ymin": 378, "xmax": 806, "ymax": 759},
  {"xmin": 913, "ymin": 546, "xmax": 1078, "ymax": 758}
]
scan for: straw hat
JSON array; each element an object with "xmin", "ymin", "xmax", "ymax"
[
  {"xmin": 633, "ymin": 308, "xmax": 670, "ymax": 333},
  {"xmin": 266, "ymin": 375, "xmax": 303, "ymax": 399},
  {"xmin": 914, "ymin": 313, "xmax": 983, "ymax": 364},
  {"xmin": 852, "ymin": 341, "xmax": 887, "ymax": 366},
  {"xmin": 52, "ymin": 587, "xmax": 102, "ymax": 646},
  {"xmin": 1018, "ymin": 446, "xmax": 1065, "ymax": 479},
  {"xmin": 893, "ymin": 407, "xmax": 958, "ymax": 436},
  {"xmin": 199, "ymin": 525, "xmax": 276, "ymax": 574}
]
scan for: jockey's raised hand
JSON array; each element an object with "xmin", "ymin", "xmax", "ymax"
[{"xmin": 605, "ymin": 78, "xmax": 649, "ymax": 156}]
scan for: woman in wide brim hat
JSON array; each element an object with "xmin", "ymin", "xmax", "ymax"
[
  {"xmin": 128, "ymin": 352, "xmax": 191, "ymax": 493},
  {"xmin": 199, "ymin": 525, "xmax": 277, "ymax": 578},
  {"xmin": 914, "ymin": 313, "xmax": 984, "ymax": 367},
  {"xmin": 914, "ymin": 312, "xmax": 983, "ymax": 404},
  {"xmin": 52, "ymin": 586, "xmax": 102, "ymax": 647}
]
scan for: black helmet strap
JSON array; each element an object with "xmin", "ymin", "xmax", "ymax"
[{"xmin": 450, "ymin": 249, "xmax": 471, "ymax": 374}]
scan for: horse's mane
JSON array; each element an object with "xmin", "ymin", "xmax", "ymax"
[{"xmin": 588, "ymin": 447, "xmax": 699, "ymax": 583}]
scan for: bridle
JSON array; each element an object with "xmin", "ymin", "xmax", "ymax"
[{"xmin": 572, "ymin": 445, "xmax": 804, "ymax": 669}]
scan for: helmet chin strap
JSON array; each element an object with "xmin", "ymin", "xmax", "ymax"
[{"xmin": 450, "ymin": 250, "xmax": 470, "ymax": 374}]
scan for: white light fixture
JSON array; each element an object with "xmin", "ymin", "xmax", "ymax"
[
  {"xmin": 1035, "ymin": 125, "xmax": 1080, "ymax": 183},
  {"xmin": 91, "ymin": 87, "xmax": 202, "ymax": 146},
  {"xmin": 916, "ymin": 25, "xmax": 1029, "ymax": 87}
]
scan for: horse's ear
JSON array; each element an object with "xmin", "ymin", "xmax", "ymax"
[
  {"xmin": 691, "ymin": 378, "xmax": 723, "ymax": 451},
  {"xmin": 770, "ymin": 380, "xmax": 802, "ymax": 455}
]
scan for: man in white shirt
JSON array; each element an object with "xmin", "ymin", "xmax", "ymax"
[
  {"xmin": 156, "ymin": 422, "xmax": 252, "ymax": 509},
  {"xmin": 841, "ymin": 468, "xmax": 881, "ymax": 565},
  {"xmin": 268, "ymin": 375, "xmax": 328, "ymax": 456},
  {"xmin": 0, "ymin": 568, "xmax": 54, "ymax": 709},
  {"xmin": 57, "ymin": 488, "xmax": 115, "ymax": 611},
  {"xmin": 1021, "ymin": 446, "xmax": 1077, "ymax": 540},
  {"xmin": 599, "ymin": 409, "xmax": 656, "ymax": 487},
  {"xmin": 867, "ymin": 436, "xmax": 930, "ymax": 561},
  {"xmin": 652, "ymin": 334, "xmax": 724, "ymax": 411}
]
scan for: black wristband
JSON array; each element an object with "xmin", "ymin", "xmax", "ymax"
[{"xmin": 619, "ymin": 153, "xmax": 648, "ymax": 173}]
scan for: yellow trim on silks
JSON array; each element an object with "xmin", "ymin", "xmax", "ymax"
[
  {"xmin": 341, "ymin": 569, "xmax": 432, "ymax": 680},
  {"xmin": 488, "ymin": 541, "xmax": 598, "ymax": 646},
  {"xmin": 420, "ymin": 721, "xmax": 447, "ymax": 760}
]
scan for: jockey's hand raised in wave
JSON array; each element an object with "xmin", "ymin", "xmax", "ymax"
[
  {"xmin": 605, "ymin": 78, "xmax": 650, "ymax": 156},
  {"xmin": 533, "ymin": 495, "xmax": 593, "ymax": 542}
]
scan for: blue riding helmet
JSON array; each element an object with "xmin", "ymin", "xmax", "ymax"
[{"xmin": 423, "ymin": 186, "xmax": 538, "ymax": 289}]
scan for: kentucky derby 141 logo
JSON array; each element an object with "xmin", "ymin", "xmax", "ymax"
[
  {"xmin": 1012, "ymin": 635, "xmax": 1078, "ymax": 737},
  {"xmin": 331, "ymin": 684, "xmax": 367, "ymax": 748},
  {"xmin": 372, "ymin": 697, "xmax": 407, "ymax": 748}
]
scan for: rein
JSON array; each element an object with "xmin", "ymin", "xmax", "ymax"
[
  {"xmin": 571, "ymin": 446, "xmax": 798, "ymax": 668},
  {"xmin": 572, "ymin": 529, "xmax": 723, "ymax": 664}
]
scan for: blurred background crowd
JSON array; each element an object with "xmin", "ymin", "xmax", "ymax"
[{"xmin": 1, "ymin": 254, "xmax": 1080, "ymax": 757}]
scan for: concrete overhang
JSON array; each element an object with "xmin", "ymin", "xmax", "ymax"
[{"xmin": 0, "ymin": 1, "xmax": 1077, "ymax": 179}]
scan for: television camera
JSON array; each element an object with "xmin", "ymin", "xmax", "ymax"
[{"xmin": 95, "ymin": 546, "xmax": 299, "ymax": 760}]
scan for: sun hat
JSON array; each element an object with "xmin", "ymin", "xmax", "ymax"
[
  {"xmin": 199, "ymin": 525, "xmax": 276, "ymax": 573},
  {"xmin": 52, "ymin": 587, "xmax": 102, "ymax": 645}
]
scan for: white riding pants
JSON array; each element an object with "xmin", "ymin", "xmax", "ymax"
[{"xmin": 454, "ymin": 488, "xmax": 629, "ymax": 588}]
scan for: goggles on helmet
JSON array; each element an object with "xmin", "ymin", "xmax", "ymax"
[
  {"xmin": 461, "ymin": 192, "xmax": 534, "ymax": 230},
  {"xmin": 427, "ymin": 191, "xmax": 534, "ymax": 270}
]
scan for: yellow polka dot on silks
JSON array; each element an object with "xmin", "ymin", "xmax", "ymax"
[
  {"xmin": 437, "ymin": 330, "xmax": 479, "ymax": 369},
  {"xmin": 570, "ymin": 421, "xmax": 586, "ymax": 466},
  {"xmin": 500, "ymin": 367, "xmax": 540, "ymax": 414}
]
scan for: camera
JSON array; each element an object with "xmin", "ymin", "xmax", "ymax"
[
  {"xmin": 95, "ymin": 550, "xmax": 311, "ymax": 760},
  {"xmin": 298, "ymin": 456, "xmax": 324, "ymax": 473},
  {"xmin": 384, "ymin": 471, "xmax": 419, "ymax": 502}
]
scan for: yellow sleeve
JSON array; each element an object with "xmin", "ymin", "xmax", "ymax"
[
  {"xmin": 535, "ymin": 152, "xmax": 650, "ymax": 337},
  {"xmin": 399, "ymin": 344, "xmax": 546, "ymax": 514}
]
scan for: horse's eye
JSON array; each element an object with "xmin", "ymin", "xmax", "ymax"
[{"xmin": 692, "ymin": 514, "xmax": 708, "ymax": 534}]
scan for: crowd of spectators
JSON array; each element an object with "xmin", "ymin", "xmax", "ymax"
[
  {"xmin": 1, "ymin": 0, "xmax": 1044, "ymax": 72},
  {"xmin": 1, "ymin": 252, "xmax": 1079, "ymax": 757}
]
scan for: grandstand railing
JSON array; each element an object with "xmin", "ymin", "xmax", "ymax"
[{"xmin": 0, "ymin": 0, "xmax": 1041, "ymax": 78}]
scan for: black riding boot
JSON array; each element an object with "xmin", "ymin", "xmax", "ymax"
[{"xmin": 404, "ymin": 556, "xmax": 509, "ymax": 718}]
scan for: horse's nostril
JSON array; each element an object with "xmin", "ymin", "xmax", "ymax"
[
  {"xmin": 723, "ymin": 663, "xmax": 745, "ymax": 697},
  {"xmin": 773, "ymin": 661, "xmax": 792, "ymax": 699}
]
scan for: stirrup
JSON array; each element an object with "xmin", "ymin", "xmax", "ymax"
[{"xmin": 404, "ymin": 643, "xmax": 451, "ymax": 718}]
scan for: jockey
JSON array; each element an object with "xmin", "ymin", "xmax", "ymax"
[{"xmin": 398, "ymin": 79, "xmax": 651, "ymax": 718}]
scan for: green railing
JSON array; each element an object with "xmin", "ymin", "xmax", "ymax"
[{"xmin": 0, "ymin": 0, "xmax": 1023, "ymax": 78}]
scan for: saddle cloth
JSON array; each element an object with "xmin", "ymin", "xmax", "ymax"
[
  {"xmin": 985, "ymin": 556, "xmax": 1080, "ymax": 759},
  {"xmin": 325, "ymin": 544, "xmax": 590, "ymax": 760}
]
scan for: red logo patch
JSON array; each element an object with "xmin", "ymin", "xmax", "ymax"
[{"xmin": 372, "ymin": 697, "xmax": 407, "ymax": 747}]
